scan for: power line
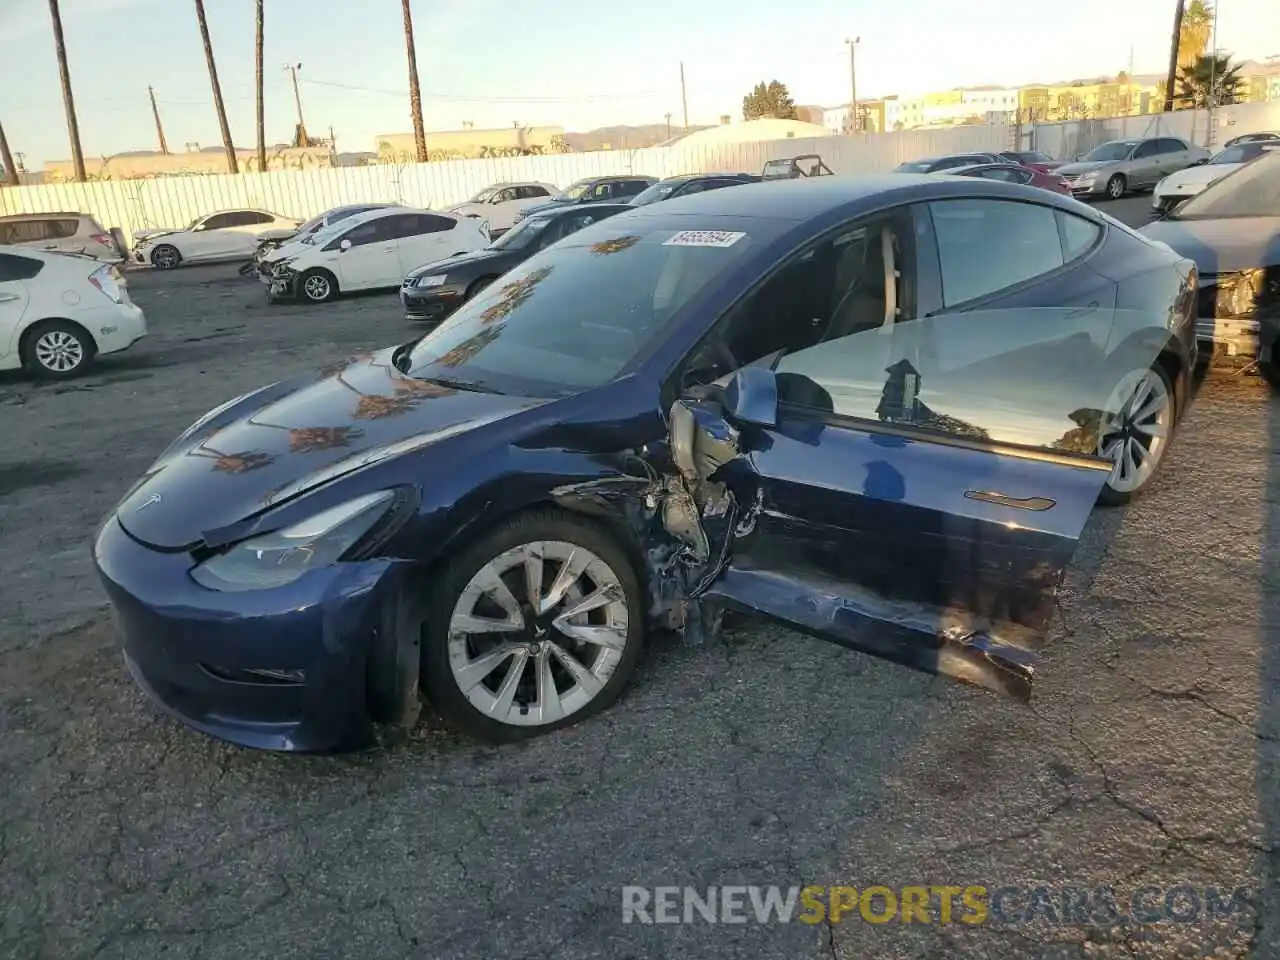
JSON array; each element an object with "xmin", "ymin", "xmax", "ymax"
[{"xmin": 295, "ymin": 76, "xmax": 668, "ymax": 103}]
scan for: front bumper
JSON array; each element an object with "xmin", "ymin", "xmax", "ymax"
[
  {"xmin": 93, "ymin": 515, "xmax": 400, "ymax": 752},
  {"xmin": 1064, "ymin": 178, "xmax": 1106, "ymax": 197},
  {"xmin": 263, "ymin": 268, "xmax": 300, "ymax": 302},
  {"xmin": 401, "ymin": 282, "xmax": 466, "ymax": 324}
]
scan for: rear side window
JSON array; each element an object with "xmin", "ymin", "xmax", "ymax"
[
  {"xmin": 929, "ymin": 199, "xmax": 1065, "ymax": 306},
  {"xmin": 518, "ymin": 185, "xmax": 550, "ymax": 199},
  {"xmin": 418, "ymin": 214, "xmax": 456, "ymax": 233},
  {"xmin": 0, "ymin": 253, "xmax": 44, "ymax": 281},
  {"xmin": 1156, "ymin": 138, "xmax": 1186, "ymax": 153},
  {"xmin": 1057, "ymin": 211, "xmax": 1101, "ymax": 261},
  {"xmin": 48, "ymin": 218, "xmax": 79, "ymax": 239},
  {"xmin": 202, "ymin": 213, "xmax": 235, "ymax": 230},
  {"xmin": 0, "ymin": 218, "xmax": 70, "ymax": 242}
]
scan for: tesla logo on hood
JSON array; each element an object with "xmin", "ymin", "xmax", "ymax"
[{"xmin": 135, "ymin": 494, "xmax": 162, "ymax": 512}]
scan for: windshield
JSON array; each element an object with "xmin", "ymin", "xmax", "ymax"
[
  {"xmin": 311, "ymin": 215, "xmax": 367, "ymax": 247},
  {"xmin": 1174, "ymin": 150, "xmax": 1280, "ymax": 219},
  {"xmin": 894, "ymin": 161, "xmax": 933, "ymax": 173},
  {"xmin": 630, "ymin": 181, "xmax": 682, "ymax": 206},
  {"xmin": 1083, "ymin": 142, "xmax": 1136, "ymax": 162},
  {"xmin": 405, "ymin": 220, "xmax": 761, "ymax": 397},
  {"xmin": 468, "ymin": 187, "xmax": 498, "ymax": 204},
  {"xmin": 490, "ymin": 215, "xmax": 553, "ymax": 250},
  {"xmin": 562, "ymin": 180, "xmax": 593, "ymax": 200},
  {"xmin": 1209, "ymin": 144, "xmax": 1267, "ymax": 165}
]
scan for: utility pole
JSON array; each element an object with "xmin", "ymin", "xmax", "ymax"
[
  {"xmin": 254, "ymin": 0, "xmax": 266, "ymax": 170},
  {"xmin": 148, "ymin": 86, "xmax": 170, "ymax": 154},
  {"xmin": 679, "ymin": 62, "xmax": 689, "ymax": 130},
  {"xmin": 1163, "ymin": 0, "xmax": 1186, "ymax": 112},
  {"xmin": 194, "ymin": 0, "xmax": 238, "ymax": 173},
  {"xmin": 846, "ymin": 37, "xmax": 861, "ymax": 133},
  {"xmin": 401, "ymin": 0, "xmax": 428, "ymax": 162},
  {"xmin": 0, "ymin": 121, "xmax": 19, "ymax": 186},
  {"xmin": 285, "ymin": 62, "xmax": 309, "ymax": 145},
  {"xmin": 48, "ymin": 0, "xmax": 86, "ymax": 181}
]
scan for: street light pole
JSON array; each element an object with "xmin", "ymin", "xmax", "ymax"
[{"xmin": 845, "ymin": 37, "xmax": 861, "ymax": 133}]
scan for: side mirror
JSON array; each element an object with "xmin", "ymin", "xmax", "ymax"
[
  {"xmin": 722, "ymin": 366, "xmax": 778, "ymax": 427},
  {"xmin": 339, "ymin": 238, "xmax": 352, "ymax": 252}
]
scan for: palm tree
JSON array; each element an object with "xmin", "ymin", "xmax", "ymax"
[
  {"xmin": 401, "ymin": 0, "xmax": 428, "ymax": 162},
  {"xmin": 1178, "ymin": 0, "xmax": 1214, "ymax": 71},
  {"xmin": 1177, "ymin": 53, "xmax": 1243, "ymax": 108},
  {"xmin": 254, "ymin": 0, "xmax": 266, "ymax": 171},
  {"xmin": 47, "ymin": 0, "xmax": 86, "ymax": 182},
  {"xmin": 190, "ymin": 441, "xmax": 275, "ymax": 473},
  {"xmin": 246, "ymin": 419, "xmax": 366, "ymax": 454},
  {"xmin": 194, "ymin": 0, "xmax": 239, "ymax": 174},
  {"xmin": 334, "ymin": 372, "xmax": 417, "ymax": 420}
]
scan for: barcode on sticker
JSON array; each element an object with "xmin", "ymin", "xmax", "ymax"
[{"xmin": 662, "ymin": 230, "xmax": 746, "ymax": 248}]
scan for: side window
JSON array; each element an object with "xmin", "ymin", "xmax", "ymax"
[
  {"xmin": 935, "ymin": 157, "xmax": 969, "ymax": 171},
  {"xmin": 1158, "ymin": 138, "xmax": 1186, "ymax": 154},
  {"xmin": 1132, "ymin": 141, "xmax": 1160, "ymax": 159},
  {"xmin": 50, "ymin": 218, "xmax": 79, "ymax": 239},
  {"xmin": 591, "ymin": 183, "xmax": 614, "ymax": 200},
  {"xmin": 0, "ymin": 253, "xmax": 44, "ymax": 281},
  {"xmin": 679, "ymin": 180, "xmax": 710, "ymax": 196},
  {"xmin": 201, "ymin": 213, "xmax": 235, "ymax": 230},
  {"xmin": 560, "ymin": 214, "xmax": 598, "ymax": 237},
  {"xmin": 519, "ymin": 185, "xmax": 550, "ymax": 199},
  {"xmin": 979, "ymin": 168, "xmax": 1020, "ymax": 182},
  {"xmin": 242, "ymin": 211, "xmax": 274, "ymax": 225},
  {"xmin": 419, "ymin": 214, "xmax": 456, "ymax": 233},
  {"xmin": 0, "ymin": 220, "xmax": 48, "ymax": 242},
  {"xmin": 343, "ymin": 218, "xmax": 388, "ymax": 247},
  {"xmin": 929, "ymin": 199, "xmax": 1064, "ymax": 306},
  {"xmin": 1057, "ymin": 210, "xmax": 1101, "ymax": 261},
  {"xmin": 619, "ymin": 181, "xmax": 648, "ymax": 197},
  {"xmin": 492, "ymin": 188, "xmax": 517, "ymax": 204}
]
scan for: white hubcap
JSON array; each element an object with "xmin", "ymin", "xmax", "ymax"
[
  {"xmin": 1099, "ymin": 368, "xmax": 1172, "ymax": 493},
  {"xmin": 34, "ymin": 330, "xmax": 84, "ymax": 372},
  {"xmin": 447, "ymin": 540, "xmax": 628, "ymax": 727},
  {"xmin": 304, "ymin": 275, "xmax": 330, "ymax": 300}
]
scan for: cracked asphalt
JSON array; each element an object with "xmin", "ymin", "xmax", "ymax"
[{"xmin": 1, "ymin": 196, "xmax": 1277, "ymax": 959}]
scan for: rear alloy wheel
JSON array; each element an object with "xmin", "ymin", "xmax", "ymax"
[
  {"xmin": 1097, "ymin": 364, "xmax": 1175, "ymax": 505},
  {"xmin": 300, "ymin": 269, "xmax": 338, "ymax": 303},
  {"xmin": 150, "ymin": 244, "xmax": 181, "ymax": 270},
  {"xmin": 422, "ymin": 511, "xmax": 643, "ymax": 742},
  {"xmin": 24, "ymin": 320, "xmax": 95, "ymax": 379},
  {"xmin": 1105, "ymin": 174, "xmax": 1127, "ymax": 200}
]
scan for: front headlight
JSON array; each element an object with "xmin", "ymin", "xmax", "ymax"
[
  {"xmin": 415, "ymin": 274, "xmax": 447, "ymax": 287},
  {"xmin": 190, "ymin": 490, "xmax": 396, "ymax": 592},
  {"xmin": 1216, "ymin": 270, "xmax": 1263, "ymax": 318}
]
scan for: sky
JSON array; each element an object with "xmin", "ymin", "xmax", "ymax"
[{"xmin": 2, "ymin": 0, "xmax": 1278, "ymax": 166}]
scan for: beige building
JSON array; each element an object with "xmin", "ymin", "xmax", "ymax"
[
  {"xmin": 44, "ymin": 146, "xmax": 335, "ymax": 181},
  {"xmin": 376, "ymin": 125, "xmax": 566, "ymax": 162}
]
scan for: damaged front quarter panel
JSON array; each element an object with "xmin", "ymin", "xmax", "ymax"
[{"xmin": 549, "ymin": 397, "xmax": 757, "ymax": 646}]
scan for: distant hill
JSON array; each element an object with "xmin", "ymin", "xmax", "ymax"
[{"xmin": 565, "ymin": 124, "xmax": 714, "ymax": 151}]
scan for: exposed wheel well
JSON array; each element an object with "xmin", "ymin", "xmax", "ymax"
[
  {"xmin": 19, "ymin": 317, "xmax": 98, "ymax": 363},
  {"xmin": 466, "ymin": 275, "xmax": 500, "ymax": 298}
]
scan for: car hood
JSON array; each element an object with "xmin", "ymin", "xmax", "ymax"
[
  {"xmin": 1161, "ymin": 163, "xmax": 1239, "ymax": 191},
  {"xmin": 133, "ymin": 227, "xmax": 184, "ymax": 242},
  {"xmin": 114, "ymin": 348, "xmax": 548, "ymax": 550},
  {"xmin": 405, "ymin": 247, "xmax": 512, "ymax": 279},
  {"xmin": 1055, "ymin": 160, "xmax": 1118, "ymax": 176},
  {"xmin": 1139, "ymin": 216, "xmax": 1280, "ymax": 274}
]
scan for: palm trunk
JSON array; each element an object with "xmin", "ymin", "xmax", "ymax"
[
  {"xmin": 47, "ymin": 0, "xmax": 86, "ymax": 181},
  {"xmin": 1163, "ymin": 0, "xmax": 1186, "ymax": 112},
  {"xmin": 401, "ymin": 0, "xmax": 428, "ymax": 162},
  {"xmin": 194, "ymin": 0, "xmax": 239, "ymax": 173},
  {"xmin": 254, "ymin": 0, "xmax": 266, "ymax": 170},
  {"xmin": 0, "ymin": 121, "xmax": 19, "ymax": 186}
]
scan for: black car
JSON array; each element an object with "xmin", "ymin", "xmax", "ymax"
[
  {"xmin": 514, "ymin": 176, "xmax": 657, "ymax": 223},
  {"xmin": 1141, "ymin": 148, "xmax": 1280, "ymax": 384},
  {"xmin": 628, "ymin": 172, "xmax": 760, "ymax": 207},
  {"xmin": 894, "ymin": 153, "xmax": 1006, "ymax": 174},
  {"xmin": 401, "ymin": 202, "xmax": 634, "ymax": 325}
]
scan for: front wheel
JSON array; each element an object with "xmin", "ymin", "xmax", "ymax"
[
  {"xmin": 421, "ymin": 509, "xmax": 644, "ymax": 743},
  {"xmin": 299, "ymin": 268, "xmax": 338, "ymax": 303},
  {"xmin": 1105, "ymin": 174, "xmax": 1127, "ymax": 200},
  {"xmin": 1097, "ymin": 364, "xmax": 1175, "ymax": 506},
  {"xmin": 150, "ymin": 244, "xmax": 181, "ymax": 270}
]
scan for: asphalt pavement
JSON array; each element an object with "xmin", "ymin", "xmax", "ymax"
[{"xmin": 2, "ymin": 195, "xmax": 1278, "ymax": 959}]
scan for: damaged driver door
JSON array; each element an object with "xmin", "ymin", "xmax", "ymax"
[{"xmin": 669, "ymin": 347, "xmax": 1112, "ymax": 703}]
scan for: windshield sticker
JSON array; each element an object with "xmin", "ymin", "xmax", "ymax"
[{"xmin": 663, "ymin": 230, "xmax": 746, "ymax": 248}]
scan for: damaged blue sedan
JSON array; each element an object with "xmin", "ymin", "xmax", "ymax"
[{"xmin": 94, "ymin": 175, "xmax": 1197, "ymax": 750}]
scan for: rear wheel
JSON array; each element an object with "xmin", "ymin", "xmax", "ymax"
[
  {"xmin": 421, "ymin": 509, "xmax": 644, "ymax": 743},
  {"xmin": 22, "ymin": 320, "xmax": 96, "ymax": 379},
  {"xmin": 1097, "ymin": 363, "xmax": 1175, "ymax": 506},
  {"xmin": 150, "ymin": 244, "xmax": 181, "ymax": 270}
]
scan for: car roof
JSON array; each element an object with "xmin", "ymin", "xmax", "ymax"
[
  {"xmin": 944, "ymin": 163, "xmax": 1009, "ymax": 174},
  {"xmin": 340, "ymin": 206, "xmax": 453, "ymax": 227},
  {"xmin": 616, "ymin": 173, "xmax": 1086, "ymax": 223},
  {"xmin": 0, "ymin": 211, "xmax": 86, "ymax": 222},
  {"xmin": 663, "ymin": 172, "xmax": 754, "ymax": 182},
  {"xmin": 0, "ymin": 243, "xmax": 89, "ymax": 263}
]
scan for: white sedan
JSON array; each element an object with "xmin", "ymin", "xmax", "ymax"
[
  {"xmin": 0, "ymin": 246, "xmax": 147, "ymax": 379},
  {"xmin": 261, "ymin": 207, "xmax": 490, "ymax": 304},
  {"xmin": 132, "ymin": 208, "xmax": 301, "ymax": 270},
  {"xmin": 449, "ymin": 182, "xmax": 562, "ymax": 233},
  {"xmin": 1152, "ymin": 141, "xmax": 1278, "ymax": 215}
]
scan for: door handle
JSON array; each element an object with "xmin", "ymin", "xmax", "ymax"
[
  {"xmin": 0, "ymin": 293, "xmax": 20, "ymax": 303},
  {"xmin": 964, "ymin": 489, "xmax": 1056, "ymax": 511},
  {"xmin": 1063, "ymin": 301, "xmax": 1099, "ymax": 320}
]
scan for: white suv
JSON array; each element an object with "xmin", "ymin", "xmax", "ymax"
[
  {"xmin": 0, "ymin": 212, "xmax": 124, "ymax": 263},
  {"xmin": 0, "ymin": 247, "xmax": 147, "ymax": 379}
]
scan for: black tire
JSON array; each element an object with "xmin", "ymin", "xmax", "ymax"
[
  {"xmin": 21, "ymin": 319, "xmax": 96, "ymax": 380},
  {"xmin": 1097, "ymin": 361, "xmax": 1176, "ymax": 507},
  {"xmin": 465, "ymin": 276, "xmax": 497, "ymax": 300},
  {"xmin": 421, "ymin": 508, "xmax": 645, "ymax": 743},
  {"xmin": 299, "ymin": 268, "xmax": 339, "ymax": 303},
  {"xmin": 1105, "ymin": 174, "xmax": 1127, "ymax": 200},
  {"xmin": 150, "ymin": 244, "xmax": 181, "ymax": 270}
]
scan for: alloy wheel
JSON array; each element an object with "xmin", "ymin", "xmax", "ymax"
[
  {"xmin": 34, "ymin": 329, "xmax": 86, "ymax": 374},
  {"xmin": 1099, "ymin": 368, "xmax": 1173, "ymax": 494},
  {"xmin": 446, "ymin": 540, "xmax": 630, "ymax": 727},
  {"xmin": 151, "ymin": 245, "xmax": 179, "ymax": 270},
  {"xmin": 1107, "ymin": 176, "xmax": 1125, "ymax": 200},
  {"xmin": 303, "ymin": 274, "xmax": 331, "ymax": 301}
]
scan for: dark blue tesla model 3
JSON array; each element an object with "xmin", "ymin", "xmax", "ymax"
[{"xmin": 94, "ymin": 175, "xmax": 1197, "ymax": 751}]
